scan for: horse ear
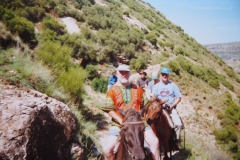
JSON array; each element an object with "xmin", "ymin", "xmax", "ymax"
[
  {"xmin": 139, "ymin": 107, "xmax": 148, "ymax": 117},
  {"xmin": 115, "ymin": 107, "xmax": 127, "ymax": 117},
  {"xmin": 152, "ymin": 95, "xmax": 157, "ymax": 102}
]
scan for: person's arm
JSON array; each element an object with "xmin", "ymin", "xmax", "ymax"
[
  {"xmin": 109, "ymin": 76, "xmax": 115, "ymax": 85},
  {"xmin": 114, "ymin": 76, "xmax": 118, "ymax": 84},
  {"xmin": 168, "ymin": 84, "xmax": 182, "ymax": 110},
  {"xmin": 144, "ymin": 82, "xmax": 148, "ymax": 89},
  {"xmin": 108, "ymin": 110, "xmax": 123, "ymax": 125},
  {"xmin": 168, "ymin": 97, "xmax": 181, "ymax": 110},
  {"xmin": 103, "ymin": 88, "xmax": 124, "ymax": 125}
]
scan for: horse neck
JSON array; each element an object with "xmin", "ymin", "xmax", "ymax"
[
  {"xmin": 116, "ymin": 129, "xmax": 145, "ymax": 160},
  {"xmin": 154, "ymin": 109, "xmax": 172, "ymax": 140}
]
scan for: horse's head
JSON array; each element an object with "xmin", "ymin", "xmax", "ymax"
[
  {"xmin": 117, "ymin": 108, "xmax": 146, "ymax": 160},
  {"xmin": 117, "ymin": 108, "xmax": 142, "ymax": 123},
  {"xmin": 143, "ymin": 98, "xmax": 168, "ymax": 121}
]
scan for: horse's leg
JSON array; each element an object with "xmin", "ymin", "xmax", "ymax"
[
  {"xmin": 163, "ymin": 143, "xmax": 169, "ymax": 160},
  {"xmin": 160, "ymin": 145, "xmax": 162, "ymax": 160},
  {"xmin": 169, "ymin": 146, "xmax": 172, "ymax": 160}
]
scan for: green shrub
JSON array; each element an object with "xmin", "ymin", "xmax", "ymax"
[
  {"xmin": 0, "ymin": 8, "xmax": 36, "ymax": 46},
  {"xmin": 143, "ymin": 28, "xmax": 148, "ymax": 34},
  {"xmin": 37, "ymin": 41, "xmax": 73, "ymax": 73},
  {"xmin": 61, "ymin": 34, "xmax": 84, "ymax": 58},
  {"xmin": 147, "ymin": 24, "xmax": 155, "ymax": 30},
  {"xmin": 217, "ymin": 113, "xmax": 224, "ymax": 119},
  {"xmin": 225, "ymin": 91, "xmax": 232, "ymax": 100},
  {"xmin": 168, "ymin": 60, "xmax": 180, "ymax": 75},
  {"xmin": 174, "ymin": 47, "xmax": 189, "ymax": 56},
  {"xmin": 145, "ymin": 32, "xmax": 157, "ymax": 46},
  {"xmin": 178, "ymin": 56, "xmax": 193, "ymax": 73},
  {"xmin": 0, "ymin": 7, "xmax": 15, "ymax": 21},
  {"xmin": 16, "ymin": 6, "xmax": 45, "ymax": 22},
  {"xmin": 54, "ymin": 5, "xmax": 67, "ymax": 17},
  {"xmin": 220, "ymin": 79, "xmax": 234, "ymax": 91},
  {"xmin": 68, "ymin": 9, "xmax": 85, "ymax": 22},
  {"xmin": 215, "ymin": 126, "xmax": 237, "ymax": 143},
  {"xmin": 129, "ymin": 52, "xmax": 150, "ymax": 71},
  {"xmin": 165, "ymin": 42, "xmax": 174, "ymax": 50},
  {"xmin": 233, "ymin": 149, "xmax": 240, "ymax": 159},
  {"xmin": 8, "ymin": 17, "xmax": 37, "ymax": 46},
  {"xmin": 208, "ymin": 79, "xmax": 219, "ymax": 89},
  {"xmin": 175, "ymin": 25, "xmax": 183, "ymax": 32},
  {"xmin": 235, "ymin": 77, "xmax": 240, "ymax": 83},
  {"xmin": 81, "ymin": 26, "xmax": 93, "ymax": 39},
  {"xmin": 83, "ymin": 5, "xmax": 125, "ymax": 30},
  {"xmin": 41, "ymin": 15, "xmax": 66, "ymax": 35},
  {"xmin": 86, "ymin": 64, "xmax": 98, "ymax": 80},
  {"xmin": 158, "ymin": 40, "xmax": 165, "ymax": 47},
  {"xmin": 174, "ymin": 47, "xmax": 184, "ymax": 55},
  {"xmin": 0, "ymin": 53, "xmax": 6, "ymax": 65},
  {"xmin": 91, "ymin": 77, "xmax": 108, "ymax": 93},
  {"xmin": 224, "ymin": 67, "xmax": 235, "ymax": 78},
  {"xmin": 192, "ymin": 66, "xmax": 204, "ymax": 78},
  {"xmin": 57, "ymin": 67, "xmax": 86, "ymax": 103},
  {"xmin": 123, "ymin": 43, "xmax": 135, "ymax": 58},
  {"xmin": 130, "ymin": 57, "xmax": 145, "ymax": 71},
  {"xmin": 39, "ymin": 29, "xmax": 58, "ymax": 42},
  {"xmin": 162, "ymin": 51, "xmax": 169, "ymax": 58},
  {"xmin": 123, "ymin": 10, "xmax": 130, "ymax": 17},
  {"xmin": 70, "ymin": 0, "xmax": 95, "ymax": 9}
]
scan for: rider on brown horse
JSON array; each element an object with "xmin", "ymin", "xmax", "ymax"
[
  {"xmin": 152, "ymin": 67, "xmax": 183, "ymax": 148},
  {"xmin": 101, "ymin": 65, "xmax": 160, "ymax": 160}
]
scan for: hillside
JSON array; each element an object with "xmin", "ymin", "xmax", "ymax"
[
  {"xmin": 205, "ymin": 41, "xmax": 240, "ymax": 72},
  {"xmin": 1, "ymin": 0, "xmax": 240, "ymax": 159}
]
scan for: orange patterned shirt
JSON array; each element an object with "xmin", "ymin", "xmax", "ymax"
[{"xmin": 106, "ymin": 84, "xmax": 144, "ymax": 115}]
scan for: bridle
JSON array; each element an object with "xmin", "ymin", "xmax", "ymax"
[{"xmin": 122, "ymin": 121, "xmax": 144, "ymax": 125}]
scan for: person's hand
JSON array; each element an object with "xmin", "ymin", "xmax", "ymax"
[
  {"xmin": 167, "ymin": 104, "xmax": 174, "ymax": 111},
  {"xmin": 119, "ymin": 119, "xmax": 123, "ymax": 125},
  {"xmin": 168, "ymin": 104, "xmax": 175, "ymax": 111}
]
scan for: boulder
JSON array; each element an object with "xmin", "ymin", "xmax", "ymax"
[{"xmin": 0, "ymin": 84, "xmax": 83, "ymax": 160}]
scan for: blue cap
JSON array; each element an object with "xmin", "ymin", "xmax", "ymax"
[
  {"xmin": 152, "ymin": 71, "xmax": 159, "ymax": 80},
  {"xmin": 160, "ymin": 67, "xmax": 170, "ymax": 74},
  {"xmin": 117, "ymin": 65, "xmax": 130, "ymax": 71}
]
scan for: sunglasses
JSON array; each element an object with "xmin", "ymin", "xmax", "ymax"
[{"xmin": 161, "ymin": 73, "xmax": 169, "ymax": 76}]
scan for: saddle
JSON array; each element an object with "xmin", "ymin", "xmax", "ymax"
[{"xmin": 162, "ymin": 107, "xmax": 184, "ymax": 130}]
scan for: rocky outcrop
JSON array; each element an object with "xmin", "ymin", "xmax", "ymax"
[{"xmin": 0, "ymin": 84, "xmax": 83, "ymax": 160}]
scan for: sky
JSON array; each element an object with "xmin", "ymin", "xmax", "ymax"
[{"xmin": 143, "ymin": 0, "xmax": 240, "ymax": 45}]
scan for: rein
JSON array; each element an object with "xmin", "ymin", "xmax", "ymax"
[
  {"xmin": 123, "ymin": 140, "xmax": 141, "ymax": 160},
  {"xmin": 122, "ymin": 121, "xmax": 144, "ymax": 125}
]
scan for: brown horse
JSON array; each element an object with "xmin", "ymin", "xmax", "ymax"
[
  {"xmin": 142, "ymin": 99, "xmax": 176, "ymax": 160},
  {"xmin": 115, "ymin": 108, "xmax": 152, "ymax": 160}
]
